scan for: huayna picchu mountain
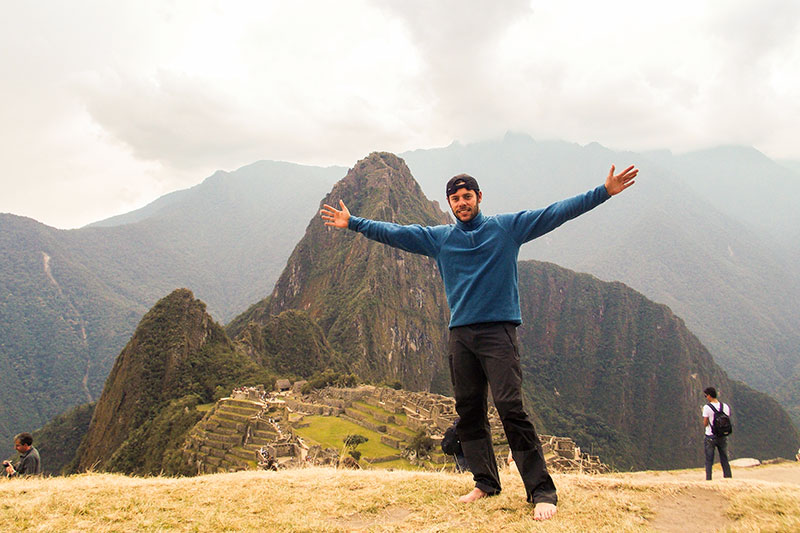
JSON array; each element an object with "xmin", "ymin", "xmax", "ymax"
[
  {"xmin": 230, "ymin": 152, "xmax": 453, "ymax": 392},
  {"xmin": 70, "ymin": 289, "xmax": 270, "ymax": 475}
]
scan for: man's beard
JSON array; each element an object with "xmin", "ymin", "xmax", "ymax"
[{"xmin": 452, "ymin": 204, "xmax": 479, "ymax": 222}]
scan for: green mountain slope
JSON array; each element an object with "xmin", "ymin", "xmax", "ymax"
[
  {"xmin": 515, "ymin": 260, "xmax": 799, "ymax": 469},
  {"xmin": 0, "ymin": 214, "xmax": 143, "ymax": 447},
  {"xmin": 70, "ymin": 289, "xmax": 271, "ymax": 475},
  {"xmin": 31, "ymin": 402, "xmax": 95, "ymax": 475},
  {"xmin": 235, "ymin": 309, "xmax": 343, "ymax": 378}
]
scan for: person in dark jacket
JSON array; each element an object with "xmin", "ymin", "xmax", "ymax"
[
  {"xmin": 321, "ymin": 164, "xmax": 637, "ymax": 520},
  {"xmin": 4, "ymin": 432, "xmax": 42, "ymax": 477}
]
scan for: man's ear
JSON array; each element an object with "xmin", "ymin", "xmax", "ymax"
[{"xmin": 477, "ymin": 191, "xmax": 483, "ymax": 203}]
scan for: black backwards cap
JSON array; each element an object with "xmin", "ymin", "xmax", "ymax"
[{"xmin": 445, "ymin": 174, "xmax": 480, "ymax": 197}]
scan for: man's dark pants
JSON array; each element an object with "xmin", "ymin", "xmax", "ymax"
[
  {"xmin": 448, "ymin": 321, "xmax": 557, "ymax": 505},
  {"xmin": 704, "ymin": 435, "xmax": 732, "ymax": 480}
]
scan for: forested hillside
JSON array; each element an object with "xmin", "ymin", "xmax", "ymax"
[{"xmin": 0, "ymin": 161, "xmax": 341, "ymax": 446}]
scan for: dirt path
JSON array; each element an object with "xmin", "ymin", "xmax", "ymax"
[
  {"xmin": 630, "ymin": 461, "xmax": 800, "ymax": 485},
  {"xmin": 649, "ymin": 486, "xmax": 730, "ymax": 532},
  {"xmin": 636, "ymin": 462, "xmax": 800, "ymax": 532}
]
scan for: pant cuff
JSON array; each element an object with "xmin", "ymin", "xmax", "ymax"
[{"xmin": 475, "ymin": 482, "xmax": 501, "ymax": 496}]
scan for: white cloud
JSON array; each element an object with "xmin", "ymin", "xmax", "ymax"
[{"xmin": 1, "ymin": 0, "xmax": 798, "ymax": 228}]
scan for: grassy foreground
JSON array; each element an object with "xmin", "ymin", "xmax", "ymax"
[{"xmin": 1, "ymin": 464, "xmax": 799, "ymax": 532}]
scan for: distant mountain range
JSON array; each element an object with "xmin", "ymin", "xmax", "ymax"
[
  {"xmin": 2, "ymin": 135, "xmax": 799, "ymax": 449},
  {"xmin": 228, "ymin": 152, "xmax": 798, "ymax": 468}
]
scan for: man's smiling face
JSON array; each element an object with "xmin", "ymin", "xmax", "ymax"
[{"xmin": 448, "ymin": 187, "xmax": 482, "ymax": 223}]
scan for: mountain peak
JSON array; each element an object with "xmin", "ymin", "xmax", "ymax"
[
  {"xmin": 330, "ymin": 152, "xmax": 449, "ymax": 226},
  {"xmin": 74, "ymin": 288, "xmax": 268, "ymax": 473},
  {"xmin": 231, "ymin": 153, "xmax": 452, "ymax": 391}
]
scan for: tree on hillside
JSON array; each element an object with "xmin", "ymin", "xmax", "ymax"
[
  {"xmin": 343, "ymin": 433, "xmax": 368, "ymax": 462},
  {"xmin": 405, "ymin": 430, "xmax": 434, "ymax": 462}
]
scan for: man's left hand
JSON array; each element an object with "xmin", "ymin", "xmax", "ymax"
[{"xmin": 605, "ymin": 164, "xmax": 638, "ymax": 196}]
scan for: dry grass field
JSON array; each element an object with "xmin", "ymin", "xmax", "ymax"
[{"xmin": 2, "ymin": 462, "xmax": 799, "ymax": 532}]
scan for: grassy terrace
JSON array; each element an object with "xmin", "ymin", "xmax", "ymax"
[
  {"xmin": 352, "ymin": 401, "xmax": 416, "ymax": 437},
  {"xmin": 196, "ymin": 403, "xmax": 215, "ymax": 413},
  {"xmin": 353, "ymin": 400, "xmax": 407, "ymax": 423},
  {"xmin": 294, "ymin": 415, "xmax": 416, "ymax": 469}
]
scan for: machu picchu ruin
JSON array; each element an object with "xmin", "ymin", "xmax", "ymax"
[{"xmin": 180, "ymin": 384, "xmax": 609, "ymax": 476}]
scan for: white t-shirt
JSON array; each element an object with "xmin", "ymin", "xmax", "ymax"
[{"xmin": 702, "ymin": 401, "xmax": 731, "ymax": 436}]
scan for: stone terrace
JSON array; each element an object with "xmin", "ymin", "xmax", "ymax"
[
  {"xmin": 179, "ymin": 385, "xmax": 609, "ymax": 475},
  {"xmin": 181, "ymin": 397, "xmax": 285, "ymax": 474}
]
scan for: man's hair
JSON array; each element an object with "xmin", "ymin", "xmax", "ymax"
[
  {"xmin": 14, "ymin": 433, "xmax": 33, "ymax": 446},
  {"xmin": 703, "ymin": 387, "xmax": 717, "ymax": 399}
]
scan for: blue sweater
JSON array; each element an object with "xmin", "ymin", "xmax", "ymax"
[{"xmin": 348, "ymin": 184, "xmax": 611, "ymax": 328}]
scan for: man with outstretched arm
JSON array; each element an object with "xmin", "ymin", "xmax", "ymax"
[{"xmin": 321, "ymin": 164, "xmax": 637, "ymax": 521}]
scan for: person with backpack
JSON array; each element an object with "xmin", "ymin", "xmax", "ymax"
[{"xmin": 702, "ymin": 386, "xmax": 732, "ymax": 480}]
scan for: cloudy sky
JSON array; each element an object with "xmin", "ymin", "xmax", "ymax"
[{"xmin": 2, "ymin": 0, "xmax": 799, "ymax": 229}]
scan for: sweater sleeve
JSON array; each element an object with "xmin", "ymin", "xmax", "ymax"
[
  {"xmin": 348, "ymin": 216, "xmax": 442, "ymax": 258},
  {"xmin": 498, "ymin": 184, "xmax": 611, "ymax": 244}
]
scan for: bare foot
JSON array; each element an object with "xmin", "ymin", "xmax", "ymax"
[
  {"xmin": 534, "ymin": 502, "xmax": 557, "ymax": 521},
  {"xmin": 458, "ymin": 487, "xmax": 488, "ymax": 503}
]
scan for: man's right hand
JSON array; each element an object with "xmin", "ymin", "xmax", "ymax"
[{"xmin": 320, "ymin": 200, "xmax": 351, "ymax": 228}]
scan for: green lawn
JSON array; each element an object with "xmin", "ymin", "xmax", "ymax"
[{"xmin": 294, "ymin": 416, "xmax": 403, "ymax": 460}]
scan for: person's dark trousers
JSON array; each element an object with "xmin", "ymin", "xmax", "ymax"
[
  {"xmin": 448, "ymin": 321, "xmax": 557, "ymax": 505},
  {"xmin": 704, "ymin": 435, "xmax": 732, "ymax": 480}
]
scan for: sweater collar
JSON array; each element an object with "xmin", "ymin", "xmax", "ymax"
[{"xmin": 455, "ymin": 211, "xmax": 486, "ymax": 231}]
